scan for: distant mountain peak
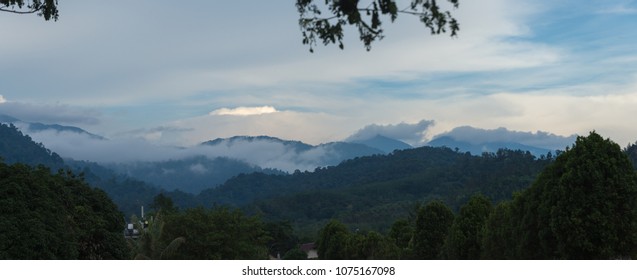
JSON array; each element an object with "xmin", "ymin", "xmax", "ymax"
[
  {"xmin": 349, "ymin": 134, "xmax": 412, "ymax": 153},
  {"xmin": 27, "ymin": 122, "xmax": 107, "ymax": 140},
  {"xmin": 199, "ymin": 135, "xmax": 386, "ymax": 172},
  {"xmin": 201, "ymin": 135, "xmax": 313, "ymax": 151},
  {"xmin": 0, "ymin": 114, "xmax": 20, "ymax": 123}
]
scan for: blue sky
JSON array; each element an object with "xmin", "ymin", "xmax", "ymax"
[{"xmin": 2, "ymin": 0, "xmax": 637, "ymax": 147}]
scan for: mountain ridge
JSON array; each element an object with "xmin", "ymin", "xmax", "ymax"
[
  {"xmin": 0, "ymin": 114, "xmax": 106, "ymax": 140},
  {"xmin": 349, "ymin": 134, "xmax": 412, "ymax": 153},
  {"xmin": 427, "ymin": 136, "xmax": 554, "ymax": 156}
]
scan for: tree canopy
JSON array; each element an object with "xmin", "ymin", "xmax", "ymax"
[
  {"xmin": 159, "ymin": 206, "xmax": 270, "ymax": 259},
  {"xmin": 413, "ymin": 200, "xmax": 454, "ymax": 259},
  {"xmin": 443, "ymin": 194, "xmax": 492, "ymax": 259},
  {"xmin": 478, "ymin": 132, "xmax": 637, "ymax": 259},
  {"xmin": 0, "ymin": 162, "xmax": 128, "ymax": 259},
  {"xmin": 514, "ymin": 132, "xmax": 637, "ymax": 259}
]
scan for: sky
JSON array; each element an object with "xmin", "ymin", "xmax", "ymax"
[{"xmin": 2, "ymin": 0, "xmax": 637, "ymax": 150}]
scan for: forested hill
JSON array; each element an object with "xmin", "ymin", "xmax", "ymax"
[
  {"xmin": 0, "ymin": 124, "xmax": 129, "ymax": 259},
  {"xmin": 0, "ymin": 123, "xmax": 165, "ymax": 216},
  {"xmin": 195, "ymin": 147, "xmax": 554, "ymax": 232},
  {"xmin": 198, "ymin": 146, "xmax": 471, "ymax": 206},
  {"xmin": 0, "ymin": 123, "xmax": 64, "ymax": 169}
]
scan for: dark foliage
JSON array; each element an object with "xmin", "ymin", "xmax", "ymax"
[
  {"xmin": 483, "ymin": 132, "xmax": 637, "ymax": 259},
  {"xmin": 0, "ymin": 123, "xmax": 64, "ymax": 169},
  {"xmin": 160, "ymin": 207, "xmax": 270, "ymax": 259},
  {"xmin": 0, "ymin": 163, "xmax": 128, "ymax": 259},
  {"xmin": 413, "ymin": 200, "xmax": 454, "ymax": 259},
  {"xmin": 443, "ymin": 194, "xmax": 492, "ymax": 259},
  {"xmin": 216, "ymin": 147, "xmax": 549, "ymax": 233}
]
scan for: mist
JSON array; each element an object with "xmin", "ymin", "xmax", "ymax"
[{"xmin": 23, "ymin": 128, "xmax": 373, "ymax": 173}]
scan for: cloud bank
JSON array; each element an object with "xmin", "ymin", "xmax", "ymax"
[
  {"xmin": 432, "ymin": 126, "xmax": 577, "ymax": 150},
  {"xmin": 346, "ymin": 120, "xmax": 434, "ymax": 146},
  {"xmin": 0, "ymin": 102, "xmax": 100, "ymax": 125}
]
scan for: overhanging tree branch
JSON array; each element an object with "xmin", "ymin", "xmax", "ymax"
[
  {"xmin": 0, "ymin": 6, "xmax": 40, "ymax": 14},
  {"xmin": 0, "ymin": 0, "xmax": 59, "ymax": 21},
  {"xmin": 297, "ymin": 0, "xmax": 460, "ymax": 52}
]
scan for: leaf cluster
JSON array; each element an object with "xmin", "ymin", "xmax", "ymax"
[
  {"xmin": 0, "ymin": 0, "xmax": 58, "ymax": 20},
  {"xmin": 296, "ymin": 0, "xmax": 459, "ymax": 52},
  {"xmin": 0, "ymin": 163, "xmax": 128, "ymax": 259}
]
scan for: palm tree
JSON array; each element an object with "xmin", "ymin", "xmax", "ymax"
[{"xmin": 129, "ymin": 211, "xmax": 185, "ymax": 260}]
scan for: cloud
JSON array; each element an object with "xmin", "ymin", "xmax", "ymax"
[
  {"xmin": 0, "ymin": 95, "xmax": 6, "ymax": 104},
  {"xmin": 346, "ymin": 120, "xmax": 435, "ymax": 146},
  {"xmin": 117, "ymin": 126, "xmax": 194, "ymax": 142},
  {"xmin": 188, "ymin": 163, "xmax": 208, "ymax": 174},
  {"xmin": 161, "ymin": 110, "xmax": 353, "ymax": 146},
  {"xmin": 209, "ymin": 106, "xmax": 278, "ymax": 116},
  {"xmin": 0, "ymin": 0, "xmax": 561, "ymax": 107},
  {"xmin": 0, "ymin": 102, "xmax": 100, "ymax": 125},
  {"xmin": 24, "ymin": 129, "xmax": 184, "ymax": 163},
  {"xmin": 599, "ymin": 4, "xmax": 637, "ymax": 15},
  {"xmin": 432, "ymin": 126, "xmax": 577, "ymax": 150},
  {"xmin": 4, "ymin": 0, "xmax": 637, "ymax": 153}
]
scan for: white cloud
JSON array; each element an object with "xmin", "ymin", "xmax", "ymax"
[
  {"xmin": 0, "ymin": 95, "xmax": 6, "ymax": 104},
  {"xmin": 209, "ymin": 106, "xmax": 278, "ymax": 116}
]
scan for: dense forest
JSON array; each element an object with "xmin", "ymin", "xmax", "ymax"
[
  {"xmin": 230, "ymin": 147, "xmax": 551, "ymax": 235},
  {"xmin": 2, "ymin": 122, "xmax": 637, "ymax": 259}
]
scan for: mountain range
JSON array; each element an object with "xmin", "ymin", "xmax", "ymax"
[
  {"xmin": 0, "ymin": 122, "xmax": 553, "ymax": 233},
  {"xmin": 0, "ymin": 113, "xmax": 577, "ymax": 197},
  {"xmin": 350, "ymin": 134, "xmax": 413, "ymax": 153},
  {"xmin": 201, "ymin": 135, "xmax": 387, "ymax": 169},
  {"xmin": 427, "ymin": 136, "xmax": 553, "ymax": 156}
]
